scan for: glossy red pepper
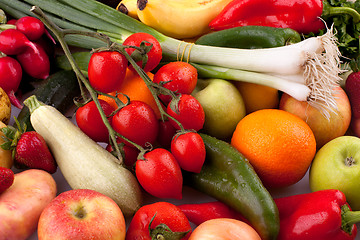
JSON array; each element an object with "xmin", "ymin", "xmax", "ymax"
[
  {"xmin": 209, "ymin": 0, "xmax": 360, "ymax": 34},
  {"xmin": 178, "ymin": 190, "xmax": 360, "ymax": 240}
]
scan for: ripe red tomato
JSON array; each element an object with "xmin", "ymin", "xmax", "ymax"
[
  {"xmin": 105, "ymin": 138, "xmax": 139, "ymax": 167},
  {"xmin": 123, "ymin": 32, "xmax": 162, "ymax": 72},
  {"xmin": 167, "ymin": 94, "xmax": 205, "ymax": 131},
  {"xmin": 135, "ymin": 148, "xmax": 183, "ymax": 199},
  {"xmin": 153, "ymin": 61, "xmax": 198, "ymax": 105},
  {"xmin": 111, "ymin": 101, "xmax": 159, "ymax": 147},
  {"xmin": 126, "ymin": 201, "xmax": 192, "ymax": 240},
  {"xmin": 171, "ymin": 132, "xmax": 206, "ymax": 173},
  {"xmin": 76, "ymin": 99, "xmax": 115, "ymax": 143},
  {"xmin": 87, "ymin": 51, "xmax": 128, "ymax": 93},
  {"xmin": 156, "ymin": 119, "xmax": 177, "ymax": 149}
]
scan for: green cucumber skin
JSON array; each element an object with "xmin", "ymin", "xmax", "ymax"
[
  {"xmin": 17, "ymin": 70, "xmax": 81, "ymax": 131},
  {"xmin": 185, "ymin": 133, "xmax": 280, "ymax": 240},
  {"xmin": 195, "ymin": 26, "xmax": 301, "ymax": 49}
]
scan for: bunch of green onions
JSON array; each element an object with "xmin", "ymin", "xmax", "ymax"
[{"xmin": 0, "ymin": 0, "xmax": 343, "ymax": 117}]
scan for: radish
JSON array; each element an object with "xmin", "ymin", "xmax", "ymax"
[
  {"xmin": 0, "ymin": 55, "xmax": 23, "ymax": 109},
  {"xmin": 15, "ymin": 16, "xmax": 45, "ymax": 41},
  {"xmin": 345, "ymin": 58, "xmax": 360, "ymax": 137},
  {"xmin": 16, "ymin": 42, "xmax": 50, "ymax": 80},
  {"xmin": 0, "ymin": 29, "xmax": 38, "ymax": 55}
]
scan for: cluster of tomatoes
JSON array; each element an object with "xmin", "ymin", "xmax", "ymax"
[
  {"xmin": 76, "ymin": 32, "xmax": 207, "ymax": 200},
  {"xmin": 0, "ymin": 16, "xmax": 52, "ymax": 108}
]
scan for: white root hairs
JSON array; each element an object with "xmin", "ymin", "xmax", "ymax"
[{"xmin": 303, "ymin": 25, "xmax": 344, "ymax": 119}]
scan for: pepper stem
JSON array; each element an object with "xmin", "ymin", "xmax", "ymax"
[
  {"xmin": 341, "ymin": 204, "xmax": 360, "ymax": 234},
  {"xmin": 322, "ymin": 5, "xmax": 360, "ymax": 23}
]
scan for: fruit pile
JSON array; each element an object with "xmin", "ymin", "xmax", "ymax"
[{"xmin": 0, "ymin": 0, "xmax": 360, "ymax": 240}]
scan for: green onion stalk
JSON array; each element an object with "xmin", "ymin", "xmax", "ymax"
[{"xmin": 0, "ymin": 0, "xmax": 344, "ymax": 117}]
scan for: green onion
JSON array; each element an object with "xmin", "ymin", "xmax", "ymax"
[{"xmin": 0, "ymin": 0, "xmax": 343, "ymax": 116}]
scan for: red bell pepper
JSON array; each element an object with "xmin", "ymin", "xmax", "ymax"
[
  {"xmin": 209, "ymin": 0, "xmax": 360, "ymax": 34},
  {"xmin": 178, "ymin": 190, "xmax": 360, "ymax": 240}
]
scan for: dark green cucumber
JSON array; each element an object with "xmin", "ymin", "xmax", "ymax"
[
  {"xmin": 55, "ymin": 51, "xmax": 91, "ymax": 74},
  {"xmin": 195, "ymin": 26, "xmax": 301, "ymax": 49},
  {"xmin": 184, "ymin": 133, "xmax": 280, "ymax": 240},
  {"xmin": 17, "ymin": 70, "xmax": 81, "ymax": 131}
]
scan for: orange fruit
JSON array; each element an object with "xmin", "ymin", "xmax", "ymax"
[
  {"xmin": 234, "ymin": 82, "xmax": 279, "ymax": 114},
  {"xmin": 231, "ymin": 109, "xmax": 316, "ymax": 188},
  {"xmin": 99, "ymin": 69, "xmax": 162, "ymax": 119}
]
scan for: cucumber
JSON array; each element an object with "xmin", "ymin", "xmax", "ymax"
[{"xmin": 16, "ymin": 70, "xmax": 81, "ymax": 131}]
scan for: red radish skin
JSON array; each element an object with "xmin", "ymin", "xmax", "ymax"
[
  {"xmin": 0, "ymin": 56, "xmax": 23, "ymax": 109},
  {"xmin": 15, "ymin": 16, "xmax": 45, "ymax": 41},
  {"xmin": 0, "ymin": 56, "xmax": 22, "ymax": 93},
  {"xmin": 0, "ymin": 29, "xmax": 38, "ymax": 55},
  {"xmin": 345, "ymin": 70, "xmax": 360, "ymax": 137},
  {"xmin": 16, "ymin": 42, "xmax": 50, "ymax": 80}
]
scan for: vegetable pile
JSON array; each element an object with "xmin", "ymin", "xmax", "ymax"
[{"xmin": 0, "ymin": 0, "xmax": 359, "ymax": 240}]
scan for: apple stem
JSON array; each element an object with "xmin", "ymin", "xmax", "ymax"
[{"xmin": 345, "ymin": 157, "xmax": 355, "ymax": 167}]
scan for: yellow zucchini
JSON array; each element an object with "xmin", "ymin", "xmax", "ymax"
[{"xmin": 23, "ymin": 95, "xmax": 143, "ymax": 217}]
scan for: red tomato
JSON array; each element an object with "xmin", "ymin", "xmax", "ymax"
[
  {"xmin": 171, "ymin": 132, "xmax": 206, "ymax": 173},
  {"xmin": 156, "ymin": 119, "xmax": 177, "ymax": 149},
  {"xmin": 126, "ymin": 202, "xmax": 192, "ymax": 240},
  {"xmin": 88, "ymin": 51, "xmax": 128, "ymax": 93},
  {"xmin": 105, "ymin": 139, "xmax": 139, "ymax": 167},
  {"xmin": 153, "ymin": 61, "xmax": 198, "ymax": 105},
  {"xmin": 76, "ymin": 99, "xmax": 115, "ymax": 143},
  {"xmin": 167, "ymin": 94, "xmax": 205, "ymax": 131},
  {"xmin": 135, "ymin": 148, "xmax": 183, "ymax": 199},
  {"xmin": 111, "ymin": 101, "xmax": 159, "ymax": 147},
  {"xmin": 123, "ymin": 32, "xmax": 162, "ymax": 72},
  {"xmin": 188, "ymin": 218, "xmax": 261, "ymax": 240}
]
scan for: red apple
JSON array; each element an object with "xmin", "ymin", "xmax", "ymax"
[
  {"xmin": 37, "ymin": 189, "xmax": 126, "ymax": 240},
  {"xmin": 345, "ymin": 64, "xmax": 360, "ymax": 137},
  {"xmin": 279, "ymin": 86, "xmax": 351, "ymax": 149}
]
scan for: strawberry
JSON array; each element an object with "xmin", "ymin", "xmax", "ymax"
[
  {"xmin": 0, "ymin": 167, "xmax": 14, "ymax": 193},
  {"xmin": 1, "ymin": 118, "xmax": 57, "ymax": 174},
  {"xmin": 345, "ymin": 57, "xmax": 360, "ymax": 137}
]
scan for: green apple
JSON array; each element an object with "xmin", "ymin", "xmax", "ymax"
[
  {"xmin": 192, "ymin": 78, "xmax": 246, "ymax": 140},
  {"xmin": 309, "ymin": 136, "xmax": 360, "ymax": 210}
]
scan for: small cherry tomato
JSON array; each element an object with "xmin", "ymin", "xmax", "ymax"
[
  {"xmin": 156, "ymin": 119, "xmax": 177, "ymax": 149},
  {"xmin": 153, "ymin": 61, "xmax": 198, "ymax": 104},
  {"xmin": 112, "ymin": 101, "xmax": 159, "ymax": 147},
  {"xmin": 105, "ymin": 138, "xmax": 139, "ymax": 167},
  {"xmin": 126, "ymin": 201, "xmax": 192, "ymax": 240},
  {"xmin": 167, "ymin": 94, "xmax": 205, "ymax": 131},
  {"xmin": 76, "ymin": 99, "xmax": 115, "ymax": 143},
  {"xmin": 135, "ymin": 148, "xmax": 183, "ymax": 199},
  {"xmin": 123, "ymin": 32, "xmax": 162, "ymax": 72},
  {"xmin": 188, "ymin": 218, "xmax": 261, "ymax": 240},
  {"xmin": 171, "ymin": 132, "xmax": 206, "ymax": 173},
  {"xmin": 88, "ymin": 51, "xmax": 128, "ymax": 93}
]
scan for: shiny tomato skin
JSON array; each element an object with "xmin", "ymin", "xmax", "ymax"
[
  {"xmin": 76, "ymin": 99, "xmax": 115, "ymax": 143},
  {"xmin": 105, "ymin": 139, "xmax": 139, "ymax": 167},
  {"xmin": 126, "ymin": 202, "xmax": 192, "ymax": 240},
  {"xmin": 167, "ymin": 94, "xmax": 205, "ymax": 131},
  {"xmin": 171, "ymin": 132, "xmax": 206, "ymax": 173},
  {"xmin": 111, "ymin": 101, "xmax": 159, "ymax": 147},
  {"xmin": 88, "ymin": 51, "xmax": 127, "ymax": 93},
  {"xmin": 153, "ymin": 61, "xmax": 198, "ymax": 105},
  {"xmin": 123, "ymin": 32, "xmax": 162, "ymax": 72},
  {"xmin": 156, "ymin": 119, "xmax": 177, "ymax": 149},
  {"xmin": 135, "ymin": 148, "xmax": 183, "ymax": 199}
]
